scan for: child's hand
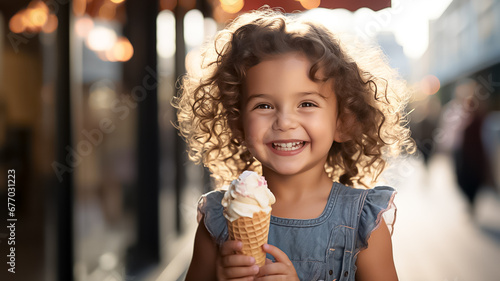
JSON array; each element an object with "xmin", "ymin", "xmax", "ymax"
[
  {"xmin": 256, "ymin": 244, "xmax": 299, "ymax": 280},
  {"xmin": 217, "ymin": 240, "xmax": 260, "ymax": 281}
]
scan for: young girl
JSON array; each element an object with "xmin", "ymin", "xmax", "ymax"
[{"xmin": 175, "ymin": 8, "xmax": 413, "ymax": 281}]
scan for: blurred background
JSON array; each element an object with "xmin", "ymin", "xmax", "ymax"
[{"xmin": 0, "ymin": 0, "xmax": 499, "ymax": 280}]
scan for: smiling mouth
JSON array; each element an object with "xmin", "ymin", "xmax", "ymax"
[{"xmin": 271, "ymin": 141, "xmax": 306, "ymax": 151}]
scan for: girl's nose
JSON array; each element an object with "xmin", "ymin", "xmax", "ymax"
[{"xmin": 272, "ymin": 112, "xmax": 298, "ymax": 131}]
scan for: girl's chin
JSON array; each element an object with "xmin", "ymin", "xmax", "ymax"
[
  {"xmin": 262, "ymin": 165, "xmax": 306, "ymax": 177},
  {"xmin": 261, "ymin": 158, "xmax": 328, "ymax": 178}
]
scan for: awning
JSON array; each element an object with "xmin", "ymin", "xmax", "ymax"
[{"xmin": 240, "ymin": 0, "xmax": 391, "ymax": 13}]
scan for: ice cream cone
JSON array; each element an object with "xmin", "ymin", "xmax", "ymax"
[
  {"xmin": 222, "ymin": 171, "xmax": 275, "ymax": 267},
  {"xmin": 227, "ymin": 210, "xmax": 271, "ymax": 267}
]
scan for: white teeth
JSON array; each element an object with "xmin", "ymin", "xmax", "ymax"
[{"xmin": 272, "ymin": 142, "xmax": 304, "ymax": 151}]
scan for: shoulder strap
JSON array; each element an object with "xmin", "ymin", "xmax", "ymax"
[{"xmin": 339, "ymin": 189, "xmax": 369, "ymax": 281}]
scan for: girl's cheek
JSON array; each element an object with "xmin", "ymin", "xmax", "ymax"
[{"xmin": 244, "ymin": 133, "xmax": 257, "ymax": 144}]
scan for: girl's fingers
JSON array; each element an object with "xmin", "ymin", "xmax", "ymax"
[
  {"xmin": 258, "ymin": 245, "xmax": 299, "ymax": 280},
  {"xmin": 265, "ymin": 258, "xmax": 273, "ymax": 265},
  {"xmin": 262, "ymin": 244, "xmax": 292, "ymax": 265},
  {"xmin": 223, "ymin": 264, "xmax": 259, "ymax": 279},
  {"xmin": 257, "ymin": 262, "xmax": 288, "ymax": 277},
  {"xmin": 218, "ymin": 240, "xmax": 258, "ymax": 280},
  {"xmin": 220, "ymin": 240, "xmax": 242, "ymax": 256},
  {"xmin": 221, "ymin": 254, "xmax": 256, "ymax": 267}
]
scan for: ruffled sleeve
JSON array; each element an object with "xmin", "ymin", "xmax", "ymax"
[
  {"xmin": 197, "ymin": 190, "xmax": 229, "ymax": 246},
  {"xmin": 357, "ymin": 186, "xmax": 397, "ymax": 251}
]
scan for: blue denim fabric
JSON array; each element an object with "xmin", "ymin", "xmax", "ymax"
[{"xmin": 198, "ymin": 182, "xmax": 396, "ymax": 281}]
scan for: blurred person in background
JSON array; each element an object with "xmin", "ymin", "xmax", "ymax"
[
  {"xmin": 410, "ymin": 95, "xmax": 441, "ymax": 167},
  {"xmin": 437, "ymin": 78, "xmax": 493, "ymax": 216},
  {"xmin": 482, "ymin": 110, "xmax": 500, "ymax": 194}
]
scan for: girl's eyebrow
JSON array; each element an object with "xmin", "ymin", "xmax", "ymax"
[
  {"xmin": 245, "ymin": 93, "xmax": 270, "ymax": 102},
  {"xmin": 246, "ymin": 91, "xmax": 328, "ymax": 102},
  {"xmin": 299, "ymin": 91, "xmax": 328, "ymax": 100}
]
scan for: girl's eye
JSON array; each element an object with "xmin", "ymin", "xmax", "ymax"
[
  {"xmin": 255, "ymin": 104, "xmax": 273, "ymax": 110},
  {"xmin": 299, "ymin": 102, "xmax": 317, "ymax": 108}
]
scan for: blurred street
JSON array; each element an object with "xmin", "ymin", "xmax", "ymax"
[{"xmin": 390, "ymin": 154, "xmax": 500, "ymax": 281}]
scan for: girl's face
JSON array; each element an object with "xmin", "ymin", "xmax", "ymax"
[{"xmin": 242, "ymin": 52, "xmax": 343, "ymax": 177}]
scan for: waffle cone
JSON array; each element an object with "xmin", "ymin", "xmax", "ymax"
[{"xmin": 227, "ymin": 211, "xmax": 271, "ymax": 267}]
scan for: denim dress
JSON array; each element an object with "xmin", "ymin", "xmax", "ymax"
[{"xmin": 197, "ymin": 182, "xmax": 396, "ymax": 281}]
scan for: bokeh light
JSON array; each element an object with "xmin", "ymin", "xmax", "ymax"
[
  {"xmin": 106, "ymin": 37, "xmax": 134, "ymax": 62},
  {"xmin": 9, "ymin": 13, "xmax": 26, "ymax": 34},
  {"xmin": 299, "ymin": 0, "xmax": 321, "ymax": 10},
  {"xmin": 220, "ymin": 0, "xmax": 244, "ymax": 14},
  {"xmin": 184, "ymin": 9, "xmax": 204, "ymax": 47},
  {"xmin": 157, "ymin": 10, "xmax": 176, "ymax": 58},
  {"xmin": 86, "ymin": 26, "xmax": 117, "ymax": 51},
  {"xmin": 75, "ymin": 16, "xmax": 94, "ymax": 38},
  {"xmin": 9, "ymin": 1, "xmax": 55, "ymax": 34},
  {"xmin": 21, "ymin": 9, "xmax": 38, "ymax": 32},
  {"xmin": 28, "ymin": 6, "xmax": 48, "ymax": 27},
  {"xmin": 419, "ymin": 75, "xmax": 441, "ymax": 95},
  {"xmin": 42, "ymin": 14, "xmax": 58, "ymax": 33}
]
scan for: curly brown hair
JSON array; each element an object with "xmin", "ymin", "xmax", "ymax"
[{"xmin": 173, "ymin": 8, "xmax": 414, "ymax": 188}]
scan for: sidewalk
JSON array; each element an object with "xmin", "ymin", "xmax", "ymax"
[{"xmin": 390, "ymin": 154, "xmax": 500, "ymax": 281}]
